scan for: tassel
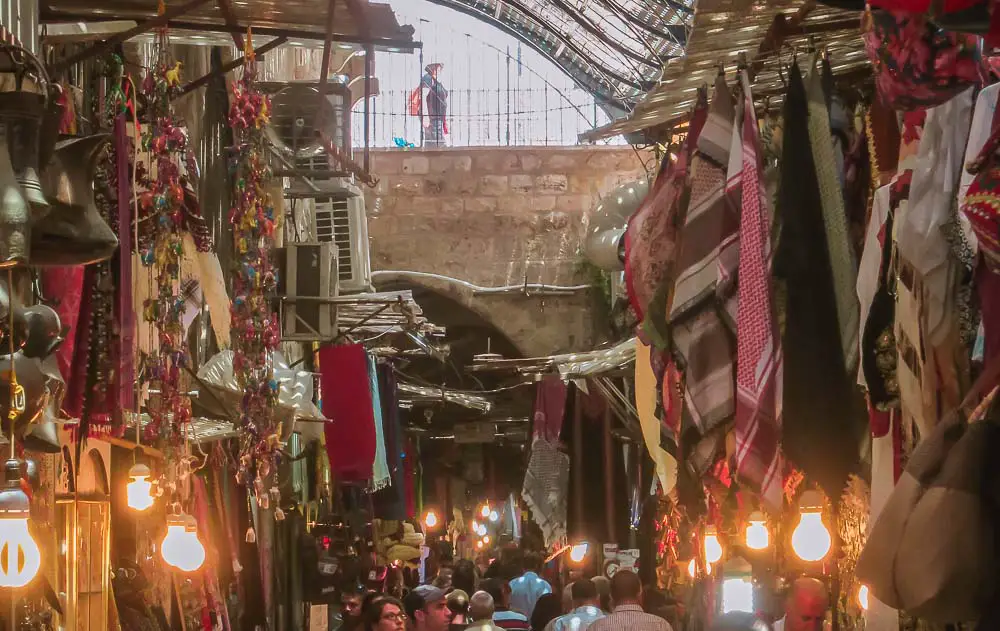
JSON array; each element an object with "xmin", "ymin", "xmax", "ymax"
[
  {"xmin": 275, "ymin": 507, "xmax": 285, "ymax": 521},
  {"xmin": 233, "ymin": 559, "xmax": 243, "ymax": 573},
  {"xmin": 246, "ymin": 527, "xmax": 256, "ymax": 544}
]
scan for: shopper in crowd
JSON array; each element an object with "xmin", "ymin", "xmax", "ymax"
[
  {"xmin": 454, "ymin": 559, "xmax": 479, "ymax": 597},
  {"xmin": 341, "ymin": 586, "xmax": 368, "ymax": 631},
  {"xmin": 405, "ymin": 585, "xmax": 454, "ymax": 631},
  {"xmin": 468, "ymin": 591, "xmax": 505, "ymax": 631},
  {"xmin": 509, "ymin": 551, "xmax": 553, "ymax": 618},
  {"xmin": 482, "ymin": 578, "xmax": 530, "ymax": 631},
  {"xmin": 711, "ymin": 613, "xmax": 770, "ymax": 631},
  {"xmin": 773, "ymin": 578, "xmax": 828, "ymax": 631},
  {"xmin": 545, "ymin": 579, "xmax": 605, "ymax": 631},
  {"xmin": 530, "ymin": 593, "xmax": 562, "ymax": 631},
  {"xmin": 588, "ymin": 571, "xmax": 673, "ymax": 631},
  {"xmin": 591, "ymin": 577, "xmax": 611, "ymax": 613},
  {"xmin": 448, "ymin": 589, "xmax": 472, "ymax": 631},
  {"xmin": 363, "ymin": 596, "xmax": 408, "ymax": 631}
]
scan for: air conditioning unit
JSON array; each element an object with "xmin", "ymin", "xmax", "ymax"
[
  {"xmin": 278, "ymin": 242, "xmax": 338, "ymax": 341},
  {"xmin": 266, "ymin": 82, "xmax": 372, "ymax": 293}
]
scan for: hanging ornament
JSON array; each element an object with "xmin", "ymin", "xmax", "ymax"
[{"xmin": 227, "ymin": 28, "xmax": 281, "ymax": 500}]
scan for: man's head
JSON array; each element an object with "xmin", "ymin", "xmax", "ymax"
[
  {"xmin": 784, "ymin": 578, "xmax": 829, "ymax": 631},
  {"xmin": 404, "ymin": 585, "xmax": 452, "ymax": 631},
  {"xmin": 571, "ymin": 579, "xmax": 600, "ymax": 609},
  {"xmin": 481, "ymin": 578, "xmax": 511, "ymax": 610},
  {"xmin": 609, "ymin": 570, "xmax": 642, "ymax": 608},
  {"xmin": 591, "ymin": 576, "xmax": 611, "ymax": 612},
  {"xmin": 469, "ymin": 591, "xmax": 496, "ymax": 622},
  {"xmin": 341, "ymin": 588, "xmax": 366, "ymax": 628}
]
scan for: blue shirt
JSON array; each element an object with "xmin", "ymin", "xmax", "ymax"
[
  {"xmin": 509, "ymin": 571, "xmax": 553, "ymax": 617},
  {"xmin": 545, "ymin": 606, "xmax": 606, "ymax": 631}
]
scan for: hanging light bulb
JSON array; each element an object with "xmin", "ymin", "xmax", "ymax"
[
  {"xmin": 489, "ymin": 510, "xmax": 499, "ymax": 523},
  {"xmin": 423, "ymin": 510, "xmax": 439, "ymax": 530},
  {"xmin": 483, "ymin": 535, "xmax": 491, "ymax": 545},
  {"xmin": 858, "ymin": 585, "xmax": 870, "ymax": 611},
  {"xmin": 0, "ymin": 460, "xmax": 41, "ymax": 588},
  {"xmin": 704, "ymin": 526, "xmax": 723, "ymax": 564},
  {"xmin": 476, "ymin": 540, "xmax": 484, "ymax": 550},
  {"xmin": 480, "ymin": 504, "xmax": 490, "ymax": 519},
  {"xmin": 687, "ymin": 559, "xmax": 696, "ymax": 578},
  {"xmin": 569, "ymin": 542, "xmax": 588, "ymax": 563},
  {"xmin": 161, "ymin": 513, "xmax": 206, "ymax": 572},
  {"xmin": 471, "ymin": 519, "xmax": 480, "ymax": 533},
  {"xmin": 126, "ymin": 463, "xmax": 155, "ymax": 512},
  {"xmin": 744, "ymin": 511, "xmax": 769, "ymax": 550},
  {"xmin": 791, "ymin": 491, "xmax": 831, "ymax": 562}
]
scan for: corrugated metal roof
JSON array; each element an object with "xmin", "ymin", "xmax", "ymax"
[{"xmin": 580, "ymin": 0, "xmax": 866, "ymax": 140}]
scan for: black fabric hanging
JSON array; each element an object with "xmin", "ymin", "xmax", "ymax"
[{"xmin": 773, "ymin": 62, "xmax": 867, "ymax": 500}]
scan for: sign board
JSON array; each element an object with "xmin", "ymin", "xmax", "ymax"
[{"xmin": 602, "ymin": 544, "xmax": 640, "ymax": 578}]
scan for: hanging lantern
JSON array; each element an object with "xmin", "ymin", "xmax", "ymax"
[
  {"xmin": 483, "ymin": 535, "xmax": 491, "ymax": 545},
  {"xmin": 423, "ymin": 510, "xmax": 439, "ymax": 530},
  {"xmin": 744, "ymin": 511, "xmax": 769, "ymax": 550},
  {"xmin": 489, "ymin": 510, "xmax": 499, "ymax": 523},
  {"xmin": 858, "ymin": 585, "xmax": 870, "ymax": 611},
  {"xmin": 476, "ymin": 540, "xmax": 484, "ymax": 550},
  {"xmin": 704, "ymin": 526, "xmax": 723, "ymax": 564},
  {"xmin": 480, "ymin": 504, "xmax": 490, "ymax": 519},
  {"xmin": 471, "ymin": 519, "xmax": 480, "ymax": 533},
  {"xmin": 791, "ymin": 491, "xmax": 831, "ymax": 562},
  {"xmin": 569, "ymin": 542, "xmax": 588, "ymax": 563},
  {"xmin": 161, "ymin": 513, "xmax": 206, "ymax": 572},
  {"xmin": 126, "ymin": 463, "xmax": 155, "ymax": 512},
  {"xmin": 0, "ymin": 460, "xmax": 40, "ymax": 588}
]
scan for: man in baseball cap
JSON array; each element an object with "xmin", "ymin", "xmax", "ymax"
[{"xmin": 405, "ymin": 585, "xmax": 453, "ymax": 631}]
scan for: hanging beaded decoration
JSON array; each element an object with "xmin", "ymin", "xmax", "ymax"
[
  {"xmin": 227, "ymin": 31, "xmax": 282, "ymax": 512},
  {"xmin": 137, "ymin": 25, "xmax": 194, "ymax": 449}
]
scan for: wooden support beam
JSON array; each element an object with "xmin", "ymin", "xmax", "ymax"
[
  {"xmin": 318, "ymin": 0, "xmax": 337, "ymax": 90},
  {"xmin": 343, "ymin": 0, "xmax": 372, "ymax": 38},
  {"xmin": 214, "ymin": 0, "xmax": 245, "ymax": 49},
  {"xmin": 49, "ymin": 0, "xmax": 214, "ymax": 72},
  {"xmin": 178, "ymin": 35, "xmax": 287, "ymax": 95}
]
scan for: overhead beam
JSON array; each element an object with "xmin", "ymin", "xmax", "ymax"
[
  {"xmin": 39, "ymin": 12, "xmax": 421, "ymax": 50},
  {"xmin": 48, "ymin": 0, "xmax": 214, "ymax": 72},
  {"xmin": 343, "ymin": 0, "xmax": 373, "ymax": 38},
  {"xmin": 214, "ymin": 0, "xmax": 244, "ymax": 49},
  {"xmin": 178, "ymin": 35, "xmax": 287, "ymax": 95},
  {"xmin": 318, "ymin": 0, "xmax": 337, "ymax": 90},
  {"xmin": 598, "ymin": 0, "xmax": 688, "ymax": 45},
  {"xmin": 547, "ymin": 0, "xmax": 663, "ymax": 69}
]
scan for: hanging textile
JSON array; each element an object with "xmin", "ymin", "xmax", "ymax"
[
  {"xmin": 374, "ymin": 363, "xmax": 407, "ymax": 520},
  {"xmin": 625, "ymin": 91, "xmax": 708, "ymax": 342},
  {"xmin": 532, "ymin": 375, "xmax": 567, "ymax": 443},
  {"xmin": 807, "ymin": 56, "xmax": 860, "ymax": 374},
  {"xmin": 774, "ymin": 62, "xmax": 867, "ymax": 500},
  {"xmin": 733, "ymin": 69, "xmax": 783, "ymax": 511},
  {"xmin": 320, "ymin": 344, "xmax": 377, "ymax": 483},
  {"xmin": 668, "ymin": 74, "xmax": 738, "ymax": 437},
  {"xmin": 521, "ymin": 436, "xmax": 569, "ymax": 548},
  {"xmin": 636, "ymin": 339, "xmax": 676, "ymax": 494},
  {"xmin": 858, "ymin": 185, "xmax": 893, "ymax": 387},
  {"xmin": 368, "ymin": 355, "xmax": 391, "ymax": 491}
]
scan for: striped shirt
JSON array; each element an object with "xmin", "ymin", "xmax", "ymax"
[
  {"xmin": 587, "ymin": 604, "xmax": 673, "ymax": 631},
  {"xmin": 493, "ymin": 610, "xmax": 530, "ymax": 631}
]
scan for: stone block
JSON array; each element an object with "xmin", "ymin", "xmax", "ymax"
[
  {"xmin": 465, "ymin": 197, "xmax": 499, "ymax": 213},
  {"xmin": 479, "ymin": 175, "xmax": 509, "ymax": 196},
  {"xmin": 452, "ymin": 155, "xmax": 473, "ymax": 172},
  {"xmin": 440, "ymin": 198, "xmax": 465, "ymax": 217},
  {"xmin": 531, "ymin": 196, "xmax": 557, "ymax": 212},
  {"xmin": 585, "ymin": 151, "xmax": 621, "ymax": 172},
  {"xmin": 371, "ymin": 151, "xmax": 402, "ymax": 175},
  {"xmin": 390, "ymin": 175, "xmax": 425, "ymax": 196},
  {"xmin": 474, "ymin": 152, "xmax": 502, "ymax": 172},
  {"xmin": 423, "ymin": 178, "xmax": 447, "ymax": 195},
  {"xmin": 499, "ymin": 153, "xmax": 522, "ymax": 173},
  {"xmin": 555, "ymin": 194, "xmax": 592, "ymax": 213},
  {"xmin": 407, "ymin": 196, "xmax": 439, "ymax": 214},
  {"xmin": 510, "ymin": 174, "xmax": 534, "ymax": 194},
  {"xmin": 536, "ymin": 174, "xmax": 569, "ymax": 193},
  {"xmin": 545, "ymin": 153, "xmax": 578, "ymax": 170},
  {"xmin": 497, "ymin": 195, "xmax": 531, "ymax": 214},
  {"xmin": 520, "ymin": 154, "xmax": 542, "ymax": 172},
  {"xmin": 450, "ymin": 176, "xmax": 477, "ymax": 195},
  {"xmin": 401, "ymin": 155, "xmax": 430, "ymax": 175}
]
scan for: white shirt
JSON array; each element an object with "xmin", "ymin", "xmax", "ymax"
[
  {"xmin": 509, "ymin": 571, "xmax": 552, "ymax": 617},
  {"xmin": 588, "ymin": 604, "xmax": 673, "ymax": 631}
]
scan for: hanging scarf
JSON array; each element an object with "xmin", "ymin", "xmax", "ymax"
[
  {"xmin": 806, "ymin": 56, "xmax": 860, "ymax": 374},
  {"xmin": 320, "ymin": 344, "xmax": 377, "ymax": 483},
  {"xmin": 636, "ymin": 339, "xmax": 676, "ymax": 494},
  {"xmin": 521, "ymin": 436, "xmax": 570, "ymax": 548},
  {"xmin": 368, "ymin": 355, "xmax": 391, "ymax": 491},
  {"xmin": 533, "ymin": 375, "xmax": 567, "ymax": 443},
  {"xmin": 669, "ymin": 75, "xmax": 739, "ymax": 437},
  {"xmin": 625, "ymin": 91, "xmax": 708, "ymax": 340},
  {"xmin": 733, "ymin": 70, "xmax": 784, "ymax": 511}
]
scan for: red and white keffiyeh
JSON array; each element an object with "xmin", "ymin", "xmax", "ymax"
[{"xmin": 733, "ymin": 70, "xmax": 784, "ymax": 511}]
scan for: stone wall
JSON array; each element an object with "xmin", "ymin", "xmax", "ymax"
[{"xmin": 365, "ymin": 146, "xmax": 651, "ymax": 356}]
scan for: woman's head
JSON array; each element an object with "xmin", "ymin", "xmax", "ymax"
[
  {"xmin": 364, "ymin": 596, "xmax": 407, "ymax": 631},
  {"xmin": 453, "ymin": 559, "xmax": 477, "ymax": 596},
  {"xmin": 530, "ymin": 593, "xmax": 563, "ymax": 631}
]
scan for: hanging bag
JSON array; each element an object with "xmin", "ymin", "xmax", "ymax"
[{"xmin": 856, "ymin": 360, "xmax": 1000, "ymax": 622}]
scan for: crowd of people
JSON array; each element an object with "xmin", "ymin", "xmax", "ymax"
[{"xmin": 333, "ymin": 552, "xmax": 830, "ymax": 631}]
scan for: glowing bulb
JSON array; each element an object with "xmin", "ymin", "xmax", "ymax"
[
  {"xmin": 126, "ymin": 464, "xmax": 155, "ymax": 512},
  {"xmin": 476, "ymin": 540, "xmax": 484, "ymax": 550},
  {"xmin": 791, "ymin": 492, "xmax": 831, "ymax": 562},
  {"xmin": 687, "ymin": 559, "xmax": 696, "ymax": 578},
  {"xmin": 480, "ymin": 505, "xmax": 490, "ymax": 518},
  {"xmin": 569, "ymin": 542, "xmax": 588, "ymax": 563},
  {"xmin": 161, "ymin": 514, "xmax": 206, "ymax": 572},
  {"xmin": 858, "ymin": 585, "xmax": 870, "ymax": 611},
  {"xmin": 471, "ymin": 520, "xmax": 480, "ymax": 533},
  {"xmin": 483, "ymin": 535, "xmax": 491, "ymax": 544},
  {"xmin": 0, "ymin": 460, "xmax": 41, "ymax": 587},
  {"xmin": 489, "ymin": 510, "xmax": 499, "ymax": 523},
  {"xmin": 721, "ymin": 578, "xmax": 754, "ymax": 613},
  {"xmin": 705, "ymin": 562, "xmax": 712, "ymax": 575},
  {"xmin": 704, "ymin": 526, "xmax": 723, "ymax": 564},
  {"xmin": 424, "ymin": 510, "xmax": 438, "ymax": 529},
  {"xmin": 745, "ymin": 511, "xmax": 769, "ymax": 550}
]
